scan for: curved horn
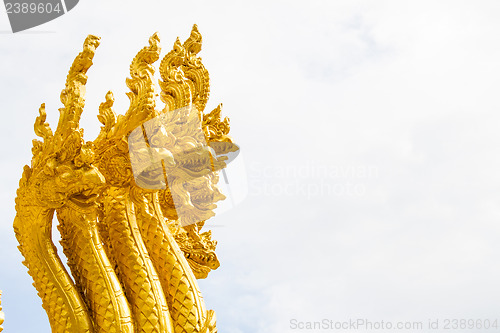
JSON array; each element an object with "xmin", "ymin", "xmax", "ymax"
[{"xmin": 55, "ymin": 35, "xmax": 100, "ymax": 136}]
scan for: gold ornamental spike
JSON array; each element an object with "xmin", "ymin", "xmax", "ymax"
[{"xmin": 56, "ymin": 35, "xmax": 100, "ymax": 135}]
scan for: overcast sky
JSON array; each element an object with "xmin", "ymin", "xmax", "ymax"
[{"xmin": 2, "ymin": 1, "xmax": 500, "ymax": 332}]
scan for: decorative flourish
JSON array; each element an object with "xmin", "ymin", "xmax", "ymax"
[
  {"xmin": 159, "ymin": 38, "xmax": 191, "ymax": 111},
  {"xmin": 14, "ymin": 26, "xmax": 234, "ymax": 333},
  {"xmin": 182, "ymin": 24, "xmax": 210, "ymax": 113},
  {"xmin": 96, "ymin": 91, "xmax": 116, "ymax": 142}
]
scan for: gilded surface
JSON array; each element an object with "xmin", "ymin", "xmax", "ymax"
[
  {"xmin": 14, "ymin": 26, "xmax": 234, "ymax": 333},
  {"xmin": 0, "ymin": 290, "xmax": 4, "ymax": 332}
]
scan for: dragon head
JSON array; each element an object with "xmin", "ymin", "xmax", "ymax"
[
  {"xmin": 19, "ymin": 36, "xmax": 104, "ymax": 212},
  {"xmin": 172, "ymin": 223, "xmax": 219, "ymax": 279},
  {"xmin": 29, "ymin": 128, "xmax": 103, "ymax": 211},
  {"xmin": 131, "ymin": 105, "xmax": 228, "ymax": 225}
]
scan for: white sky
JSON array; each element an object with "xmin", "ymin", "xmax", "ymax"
[{"xmin": 2, "ymin": 1, "xmax": 500, "ymax": 332}]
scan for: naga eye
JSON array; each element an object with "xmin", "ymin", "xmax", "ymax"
[
  {"xmin": 74, "ymin": 144, "xmax": 95, "ymax": 167},
  {"xmin": 60, "ymin": 172, "xmax": 72, "ymax": 181},
  {"xmin": 43, "ymin": 164, "xmax": 54, "ymax": 176},
  {"xmin": 42, "ymin": 158, "xmax": 58, "ymax": 176}
]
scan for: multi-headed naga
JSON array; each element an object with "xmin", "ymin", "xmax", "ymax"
[{"xmin": 14, "ymin": 26, "xmax": 237, "ymax": 333}]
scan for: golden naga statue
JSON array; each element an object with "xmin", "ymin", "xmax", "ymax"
[{"xmin": 14, "ymin": 25, "xmax": 237, "ymax": 333}]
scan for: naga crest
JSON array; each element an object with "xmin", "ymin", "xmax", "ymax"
[{"xmin": 14, "ymin": 26, "xmax": 237, "ymax": 333}]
